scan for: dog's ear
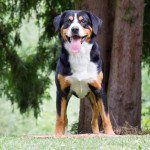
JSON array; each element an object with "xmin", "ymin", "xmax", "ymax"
[
  {"xmin": 87, "ymin": 11, "xmax": 102, "ymax": 35},
  {"xmin": 53, "ymin": 14, "xmax": 62, "ymax": 32}
]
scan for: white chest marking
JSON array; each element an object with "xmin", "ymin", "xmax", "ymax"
[{"xmin": 64, "ymin": 42, "xmax": 98, "ymax": 98}]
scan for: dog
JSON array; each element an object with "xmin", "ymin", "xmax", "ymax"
[{"xmin": 54, "ymin": 10, "xmax": 114, "ymax": 135}]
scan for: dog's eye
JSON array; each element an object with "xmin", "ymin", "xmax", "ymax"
[
  {"xmin": 67, "ymin": 19, "xmax": 73, "ymax": 23},
  {"xmin": 80, "ymin": 19, "xmax": 86, "ymax": 24}
]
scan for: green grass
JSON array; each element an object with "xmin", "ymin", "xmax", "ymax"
[{"xmin": 0, "ymin": 135, "xmax": 150, "ymax": 150}]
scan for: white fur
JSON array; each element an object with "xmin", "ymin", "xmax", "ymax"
[
  {"xmin": 65, "ymin": 41, "xmax": 98, "ymax": 98},
  {"xmin": 66, "ymin": 13, "xmax": 86, "ymax": 37}
]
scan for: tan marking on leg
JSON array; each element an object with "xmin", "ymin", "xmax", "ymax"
[
  {"xmin": 88, "ymin": 92, "xmax": 99, "ymax": 134},
  {"xmin": 55, "ymin": 97, "xmax": 68, "ymax": 135},
  {"xmin": 97, "ymin": 99, "xmax": 114, "ymax": 134},
  {"xmin": 90, "ymin": 71, "xmax": 103, "ymax": 89},
  {"xmin": 57, "ymin": 74, "xmax": 70, "ymax": 90}
]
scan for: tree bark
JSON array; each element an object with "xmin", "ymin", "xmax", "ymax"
[
  {"xmin": 77, "ymin": 0, "xmax": 143, "ymax": 133},
  {"xmin": 78, "ymin": 98, "xmax": 92, "ymax": 133},
  {"xmin": 107, "ymin": 0, "xmax": 144, "ymax": 128},
  {"xmin": 77, "ymin": 0, "xmax": 114, "ymax": 133}
]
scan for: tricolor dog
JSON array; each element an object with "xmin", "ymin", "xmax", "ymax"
[{"xmin": 54, "ymin": 10, "xmax": 114, "ymax": 135}]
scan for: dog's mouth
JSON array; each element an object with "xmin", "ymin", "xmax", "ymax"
[
  {"xmin": 66, "ymin": 35, "xmax": 87, "ymax": 53},
  {"xmin": 66, "ymin": 35, "xmax": 87, "ymax": 44}
]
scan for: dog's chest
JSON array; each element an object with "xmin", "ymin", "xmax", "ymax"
[{"xmin": 65, "ymin": 43, "xmax": 98, "ymax": 98}]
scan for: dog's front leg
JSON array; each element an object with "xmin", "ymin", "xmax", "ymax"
[
  {"xmin": 55, "ymin": 74, "xmax": 70, "ymax": 135},
  {"xmin": 55, "ymin": 95, "xmax": 68, "ymax": 135},
  {"xmin": 88, "ymin": 92, "xmax": 100, "ymax": 134},
  {"xmin": 89, "ymin": 88, "xmax": 114, "ymax": 135},
  {"xmin": 96, "ymin": 89, "xmax": 115, "ymax": 135},
  {"xmin": 89, "ymin": 72, "xmax": 115, "ymax": 135}
]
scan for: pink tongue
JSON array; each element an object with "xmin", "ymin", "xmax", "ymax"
[{"xmin": 70, "ymin": 38, "xmax": 81, "ymax": 53}]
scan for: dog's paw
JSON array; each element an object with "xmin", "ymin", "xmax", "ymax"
[{"xmin": 105, "ymin": 130, "xmax": 116, "ymax": 135}]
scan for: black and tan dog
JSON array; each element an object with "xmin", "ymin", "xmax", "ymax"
[{"xmin": 54, "ymin": 10, "xmax": 114, "ymax": 135}]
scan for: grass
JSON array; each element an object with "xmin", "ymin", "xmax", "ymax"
[{"xmin": 0, "ymin": 135, "xmax": 150, "ymax": 150}]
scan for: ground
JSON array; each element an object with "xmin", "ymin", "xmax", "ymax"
[{"xmin": 0, "ymin": 134, "xmax": 150, "ymax": 150}]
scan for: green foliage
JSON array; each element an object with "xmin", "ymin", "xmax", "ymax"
[
  {"xmin": 143, "ymin": 0, "xmax": 150, "ymax": 70},
  {"xmin": 0, "ymin": 74, "xmax": 80, "ymax": 136},
  {"xmin": 70, "ymin": 122, "xmax": 78, "ymax": 134},
  {"xmin": 0, "ymin": 0, "xmax": 74, "ymax": 117},
  {"xmin": 142, "ymin": 67, "xmax": 150, "ymax": 128},
  {"xmin": 142, "ymin": 103, "xmax": 150, "ymax": 128}
]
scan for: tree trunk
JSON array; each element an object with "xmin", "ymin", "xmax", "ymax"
[
  {"xmin": 77, "ymin": 0, "xmax": 114, "ymax": 133},
  {"xmin": 77, "ymin": 0, "xmax": 143, "ymax": 133},
  {"xmin": 107, "ymin": 0, "xmax": 144, "ymax": 128},
  {"xmin": 78, "ymin": 98, "xmax": 92, "ymax": 133}
]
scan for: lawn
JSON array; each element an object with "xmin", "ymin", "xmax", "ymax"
[{"xmin": 0, "ymin": 135, "xmax": 150, "ymax": 150}]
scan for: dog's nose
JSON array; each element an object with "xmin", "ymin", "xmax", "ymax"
[{"xmin": 71, "ymin": 27, "xmax": 79, "ymax": 34}]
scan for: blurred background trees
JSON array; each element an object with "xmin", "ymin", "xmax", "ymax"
[
  {"xmin": 0, "ymin": 0, "xmax": 150, "ymax": 134},
  {"xmin": 0, "ymin": 0, "xmax": 74, "ymax": 117}
]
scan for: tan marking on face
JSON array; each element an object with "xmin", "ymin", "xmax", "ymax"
[
  {"xmin": 68, "ymin": 16, "xmax": 73, "ymax": 21},
  {"xmin": 79, "ymin": 16, "xmax": 83, "ymax": 21},
  {"xmin": 60, "ymin": 25, "xmax": 69, "ymax": 42},
  {"xmin": 82, "ymin": 26, "xmax": 93, "ymax": 42},
  {"xmin": 55, "ymin": 97, "xmax": 68, "ymax": 135},
  {"xmin": 57, "ymin": 74, "xmax": 70, "ymax": 90},
  {"xmin": 97, "ymin": 99, "xmax": 114, "ymax": 134},
  {"xmin": 90, "ymin": 71, "xmax": 103, "ymax": 89},
  {"xmin": 88, "ymin": 92, "xmax": 99, "ymax": 134}
]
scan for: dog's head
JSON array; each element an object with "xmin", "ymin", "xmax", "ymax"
[{"xmin": 54, "ymin": 10, "xmax": 102, "ymax": 53}]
